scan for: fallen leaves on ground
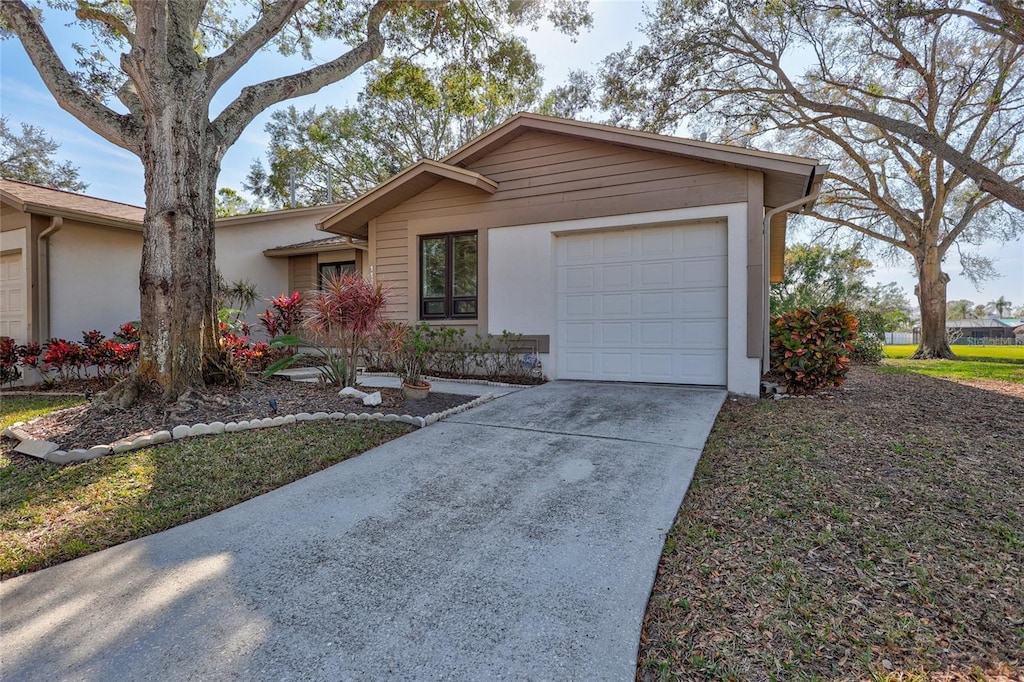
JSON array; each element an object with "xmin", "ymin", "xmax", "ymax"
[{"xmin": 638, "ymin": 365, "xmax": 1023, "ymax": 682}]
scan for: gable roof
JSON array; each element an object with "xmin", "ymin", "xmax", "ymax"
[
  {"xmin": 1, "ymin": 178, "xmax": 144, "ymax": 229},
  {"xmin": 443, "ymin": 113, "xmax": 827, "ymax": 209},
  {"xmin": 318, "ymin": 113, "xmax": 826, "ymax": 238},
  {"xmin": 315, "ymin": 159, "xmax": 497, "ymax": 236}
]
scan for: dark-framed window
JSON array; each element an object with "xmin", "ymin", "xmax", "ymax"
[
  {"xmin": 420, "ymin": 232, "xmax": 477, "ymax": 319},
  {"xmin": 318, "ymin": 260, "xmax": 356, "ymax": 288}
]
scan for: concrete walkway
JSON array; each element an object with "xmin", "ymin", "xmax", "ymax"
[{"xmin": 1, "ymin": 382, "xmax": 725, "ymax": 681}]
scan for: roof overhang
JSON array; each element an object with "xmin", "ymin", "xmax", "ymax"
[
  {"xmin": 263, "ymin": 237, "xmax": 366, "ymax": 258},
  {"xmin": 1, "ymin": 190, "xmax": 143, "ymax": 231},
  {"xmin": 318, "ymin": 159, "xmax": 498, "ymax": 238}
]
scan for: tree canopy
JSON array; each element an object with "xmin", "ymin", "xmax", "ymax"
[
  {"xmin": 597, "ymin": 0, "xmax": 1023, "ymax": 358},
  {"xmin": 244, "ymin": 59, "xmax": 543, "ymax": 208},
  {"xmin": 770, "ymin": 242, "xmax": 915, "ymax": 331},
  {"xmin": 0, "ymin": 116, "xmax": 87, "ymax": 191}
]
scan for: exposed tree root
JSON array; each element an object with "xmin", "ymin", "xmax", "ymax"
[{"xmin": 909, "ymin": 345, "xmax": 959, "ymax": 360}]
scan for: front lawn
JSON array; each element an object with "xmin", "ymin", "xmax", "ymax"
[
  {"xmin": 1, "ymin": 420, "xmax": 410, "ymax": 578},
  {"xmin": 884, "ymin": 344, "xmax": 1024, "ymax": 363},
  {"xmin": 638, "ymin": 365, "xmax": 1023, "ymax": 680},
  {"xmin": 1, "ymin": 395, "xmax": 87, "ymax": 431},
  {"xmin": 881, "ymin": 358, "xmax": 1024, "ymax": 384}
]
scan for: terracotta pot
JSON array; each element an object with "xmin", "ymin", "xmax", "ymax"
[{"xmin": 402, "ymin": 380, "xmax": 431, "ymax": 401}]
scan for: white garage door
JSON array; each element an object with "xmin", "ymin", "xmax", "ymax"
[
  {"xmin": 556, "ymin": 223, "xmax": 728, "ymax": 385},
  {"xmin": 1, "ymin": 252, "xmax": 26, "ymax": 343}
]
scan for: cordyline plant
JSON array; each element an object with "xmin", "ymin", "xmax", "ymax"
[
  {"xmin": 258, "ymin": 291, "xmax": 305, "ymax": 341},
  {"xmin": 264, "ymin": 273, "xmax": 389, "ymax": 387}
]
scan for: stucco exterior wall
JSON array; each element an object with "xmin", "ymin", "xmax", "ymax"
[
  {"xmin": 215, "ymin": 212, "xmax": 331, "ymax": 327},
  {"xmin": 487, "ymin": 203, "xmax": 762, "ymax": 396},
  {"xmin": 49, "ymin": 220, "xmax": 141, "ymax": 339}
]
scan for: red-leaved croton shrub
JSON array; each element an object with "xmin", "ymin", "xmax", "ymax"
[
  {"xmin": 0, "ymin": 336, "xmax": 20, "ymax": 386},
  {"xmin": 769, "ymin": 304, "xmax": 858, "ymax": 394},
  {"xmin": 43, "ymin": 338, "xmax": 87, "ymax": 381}
]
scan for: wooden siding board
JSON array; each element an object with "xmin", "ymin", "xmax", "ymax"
[{"xmin": 487, "ymin": 153, "xmax": 712, "ymax": 185}]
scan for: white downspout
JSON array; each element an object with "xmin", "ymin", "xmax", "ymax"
[
  {"xmin": 761, "ymin": 184, "xmax": 822, "ymax": 366},
  {"xmin": 37, "ymin": 216, "xmax": 63, "ymax": 341}
]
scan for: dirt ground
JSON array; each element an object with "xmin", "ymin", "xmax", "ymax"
[{"xmin": 3, "ymin": 378, "xmax": 473, "ymax": 451}]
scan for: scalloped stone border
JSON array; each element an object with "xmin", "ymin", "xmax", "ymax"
[{"xmin": 2, "ymin": 393, "xmax": 496, "ymax": 465}]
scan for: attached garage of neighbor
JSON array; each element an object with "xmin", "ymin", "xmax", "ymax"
[
  {"xmin": 0, "ymin": 251, "xmax": 26, "ymax": 342},
  {"xmin": 317, "ymin": 113, "xmax": 826, "ymax": 396}
]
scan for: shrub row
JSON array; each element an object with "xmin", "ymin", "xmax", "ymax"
[{"xmin": 1, "ymin": 323, "xmax": 141, "ymax": 387}]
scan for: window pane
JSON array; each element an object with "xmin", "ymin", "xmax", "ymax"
[
  {"xmin": 452, "ymin": 234, "xmax": 477, "ymax": 298},
  {"xmin": 453, "ymin": 299, "xmax": 477, "ymax": 317},
  {"xmin": 421, "ymin": 238, "xmax": 445, "ymax": 298},
  {"xmin": 423, "ymin": 299, "xmax": 445, "ymax": 317},
  {"xmin": 319, "ymin": 261, "xmax": 356, "ymax": 287}
]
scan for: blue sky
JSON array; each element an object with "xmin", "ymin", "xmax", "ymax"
[{"xmin": 1, "ymin": 0, "xmax": 1020, "ymax": 311}]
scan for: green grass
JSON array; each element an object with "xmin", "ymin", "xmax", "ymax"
[
  {"xmin": 0, "ymin": 420, "xmax": 410, "ymax": 578},
  {"xmin": 881, "ymin": 358, "xmax": 1024, "ymax": 383},
  {"xmin": 1, "ymin": 395, "xmax": 87, "ymax": 431},
  {"xmin": 884, "ymin": 344, "xmax": 1024, "ymax": 362}
]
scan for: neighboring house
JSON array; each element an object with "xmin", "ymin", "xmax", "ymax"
[
  {"xmin": 0, "ymin": 178, "xmax": 358, "ymax": 345},
  {"xmin": 315, "ymin": 113, "xmax": 827, "ymax": 395},
  {"xmin": 945, "ymin": 317, "xmax": 1020, "ymax": 342}
]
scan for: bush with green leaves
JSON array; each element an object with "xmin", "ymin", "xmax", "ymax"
[{"xmin": 769, "ymin": 305, "xmax": 857, "ymax": 394}]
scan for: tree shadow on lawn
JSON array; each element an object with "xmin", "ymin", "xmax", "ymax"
[
  {"xmin": 0, "ymin": 420, "xmax": 410, "ymax": 578},
  {"xmin": 638, "ymin": 366, "xmax": 1023, "ymax": 681}
]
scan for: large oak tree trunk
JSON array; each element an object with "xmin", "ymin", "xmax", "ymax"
[
  {"xmin": 911, "ymin": 246, "xmax": 956, "ymax": 360},
  {"xmin": 134, "ymin": 105, "xmax": 221, "ymax": 401}
]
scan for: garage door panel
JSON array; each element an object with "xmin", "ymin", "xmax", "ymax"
[
  {"xmin": 677, "ymin": 350, "xmax": 728, "ymax": 384},
  {"xmin": 561, "ymin": 266, "xmax": 595, "ymax": 291},
  {"xmin": 0, "ymin": 252, "xmax": 26, "ymax": 344},
  {"xmin": 676, "ymin": 256, "xmax": 728, "ymax": 286},
  {"xmin": 676, "ymin": 319, "xmax": 727, "ymax": 348},
  {"xmin": 680, "ymin": 224, "xmax": 728, "ymax": 254},
  {"xmin": 556, "ymin": 223, "xmax": 728, "ymax": 385},
  {"xmin": 561, "ymin": 294, "xmax": 595, "ymax": 318},
  {"xmin": 601, "ymin": 322, "xmax": 633, "ymax": 345},
  {"xmin": 601, "ymin": 264, "xmax": 633, "ymax": 288},
  {"xmin": 601, "ymin": 293, "xmax": 632, "ymax": 316},
  {"xmin": 601, "ymin": 234, "xmax": 633, "ymax": 259},
  {"xmin": 599, "ymin": 352, "xmax": 633, "ymax": 378},
  {"xmin": 563, "ymin": 351, "xmax": 596, "ymax": 378},
  {"xmin": 676, "ymin": 288, "xmax": 726, "ymax": 316}
]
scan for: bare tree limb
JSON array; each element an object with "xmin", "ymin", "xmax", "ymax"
[
  {"xmin": 211, "ymin": 0, "xmax": 397, "ymax": 151},
  {"xmin": 0, "ymin": 0, "xmax": 141, "ymax": 153},
  {"xmin": 205, "ymin": 0, "xmax": 308, "ymax": 93}
]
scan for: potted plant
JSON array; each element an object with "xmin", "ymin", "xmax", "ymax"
[{"xmin": 399, "ymin": 322, "xmax": 434, "ymax": 400}]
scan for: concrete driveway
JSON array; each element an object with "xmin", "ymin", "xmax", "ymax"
[{"xmin": 1, "ymin": 381, "xmax": 725, "ymax": 681}]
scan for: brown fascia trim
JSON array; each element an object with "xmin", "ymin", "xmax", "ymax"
[
  {"xmin": 18, "ymin": 206, "xmax": 141, "ymax": 231},
  {"xmin": 216, "ymin": 204, "xmax": 338, "ymax": 227},
  {"xmin": 316, "ymin": 159, "xmax": 498, "ymax": 235},
  {"xmin": 444, "ymin": 112, "xmax": 823, "ymax": 178}
]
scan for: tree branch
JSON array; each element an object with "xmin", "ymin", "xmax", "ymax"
[
  {"xmin": 0, "ymin": 0, "xmax": 141, "ymax": 153},
  {"xmin": 211, "ymin": 0, "xmax": 396, "ymax": 152},
  {"xmin": 205, "ymin": 0, "xmax": 308, "ymax": 93},
  {"xmin": 75, "ymin": 4, "xmax": 135, "ymax": 42},
  {"xmin": 790, "ymin": 92, "xmax": 1024, "ymax": 212}
]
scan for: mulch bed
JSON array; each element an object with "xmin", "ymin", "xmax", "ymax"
[
  {"xmin": 638, "ymin": 365, "xmax": 1024, "ymax": 681},
  {"xmin": 3, "ymin": 379, "xmax": 474, "ymax": 452}
]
